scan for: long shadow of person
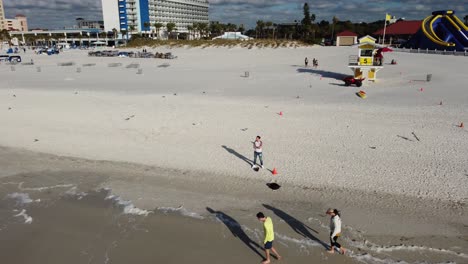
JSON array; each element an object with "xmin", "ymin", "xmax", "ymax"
[
  {"xmin": 263, "ymin": 204, "xmax": 329, "ymax": 249},
  {"xmin": 206, "ymin": 207, "xmax": 264, "ymax": 259},
  {"xmin": 221, "ymin": 145, "xmax": 253, "ymax": 166}
]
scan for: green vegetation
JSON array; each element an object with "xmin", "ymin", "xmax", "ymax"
[
  {"xmin": 123, "ymin": 2, "xmax": 396, "ymax": 47},
  {"xmin": 126, "ymin": 38, "xmax": 309, "ymax": 49}
]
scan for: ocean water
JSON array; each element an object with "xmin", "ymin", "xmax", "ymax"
[{"xmin": 0, "ymin": 181, "xmax": 466, "ymax": 264}]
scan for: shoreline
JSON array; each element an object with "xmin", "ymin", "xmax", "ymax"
[{"xmin": 1, "ymin": 146, "xmax": 467, "ymax": 263}]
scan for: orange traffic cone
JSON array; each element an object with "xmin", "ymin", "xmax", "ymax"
[
  {"xmin": 279, "ymin": 111, "xmax": 283, "ymax": 116},
  {"xmin": 272, "ymin": 168, "xmax": 278, "ymax": 175},
  {"xmin": 460, "ymin": 122, "xmax": 464, "ymax": 128}
]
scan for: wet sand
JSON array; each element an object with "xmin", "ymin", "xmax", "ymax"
[{"xmin": 0, "ymin": 146, "xmax": 466, "ymax": 264}]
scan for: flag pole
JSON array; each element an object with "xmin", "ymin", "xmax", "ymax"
[{"xmin": 382, "ymin": 14, "xmax": 388, "ymax": 45}]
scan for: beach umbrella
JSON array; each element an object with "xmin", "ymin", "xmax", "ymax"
[{"xmin": 378, "ymin": 47, "xmax": 393, "ymax": 52}]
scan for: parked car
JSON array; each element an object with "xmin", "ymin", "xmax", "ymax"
[
  {"xmin": 9, "ymin": 55, "xmax": 22, "ymax": 63},
  {"xmin": 118, "ymin": 52, "xmax": 129, "ymax": 57}
]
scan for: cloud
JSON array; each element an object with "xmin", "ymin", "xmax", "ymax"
[
  {"xmin": 2, "ymin": 0, "xmax": 467, "ymax": 30},
  {"xmin": 3, "ymin": 0, "xmax": 103, "ymax": 29}
]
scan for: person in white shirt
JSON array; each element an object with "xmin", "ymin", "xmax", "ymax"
[
  {"xmin": 326, "ymin": 208, "xmax": 346, "ymax": 254},
  {"xmin": 252, "ymin": 136, "xmax": 264, "ymax": 169}
]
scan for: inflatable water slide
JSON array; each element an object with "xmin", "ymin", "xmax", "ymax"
[{"xmin": 409, "ymin": 10, "xmax": 468, "ymax": 51}]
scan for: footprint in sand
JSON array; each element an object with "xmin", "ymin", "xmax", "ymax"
[
  {"xmin": 241, "ymin": 128, "xmax": 248, "ymax": 131},
  {"xmin": 125, "ymin": 115, "xmax": 136, "ymax": 121},
  {"xmin": 34, "ymin": 139, "xmax": 39, "ymax": 142}
]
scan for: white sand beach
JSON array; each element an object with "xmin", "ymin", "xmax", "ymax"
[
  {"xmin": 1, "ymin": 46, "xmax": 467, "ymax": 263},
  {"xmin": 1, "ymin": 46, "xmax": 467, "ymax": 201}
]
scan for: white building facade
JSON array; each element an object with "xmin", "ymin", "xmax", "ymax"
[
  {"xmin": 6, "ymin": 14, "xmax": 28, "ymax": 31},
  {"xmin": 0, "ymin": 0, "xmax": 6, "ymax": 30},
  {"xmin": 101, "ymin": 0, "xmax": 209, "ymax": 34}
]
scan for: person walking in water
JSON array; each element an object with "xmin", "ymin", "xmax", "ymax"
[
  {"xmin": 252, "ymin": 136, "xmax": 264, "ymax": 169},
  {"xmin": 305, "ymin": 57, "xmax": 309, "ymax": 67},
  {"xmin": 257, "ymin": 212, "xmax": 282, "ymax": 264},
  {"xmin": 326, "ymin": 208, "xmax": 346, "ymax": 254}
]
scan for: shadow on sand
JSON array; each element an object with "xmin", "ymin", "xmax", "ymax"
[
  {"xmin": 263, "ymin": 204, "xmax": 329, "ymax": 249},
  {"xmin": 221, "ymin": 145, "xmax": 253, "ymax": 166},
  {"xmin": 206, "ymin": 207, "xmax": 264, "ymax": 259},
  {"xmin": 295, "ymin": 67, "xmax": 349, "ymax": 81}
]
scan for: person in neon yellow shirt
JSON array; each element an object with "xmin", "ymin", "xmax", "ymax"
[{"xmin": 257, "ymin": 212, "xmax": 282, "ymax": 264}]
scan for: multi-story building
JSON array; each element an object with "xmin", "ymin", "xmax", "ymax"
[
  {"xmin": 101, "ymin": 0, "xmax": 209, "ymax": 34},
  {"xmin": 76, "ymin": 18, "xmax": 104, "ymax": 30},
  {"xmin": 0, "ymin": 0, "xmax": 5, "ymax": 30},
  {"xmin": 6, "ymin": 14, "xmax": 28, "ymax": 31}
]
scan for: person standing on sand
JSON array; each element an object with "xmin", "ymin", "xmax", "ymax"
[
  {"xmin": 305, "ymin": 57, "xmax": 309, "ymax": 67},
  {"xmin": 326, "ymin": 208, "xmax": 346, "ymax": 254},
  {"xmin": 257, "ymin": 212, "xmax": 282, "ymax": 264},
  {"xmin": 252, "ymin": 136, "xmax": 264, "ymax": 169}
]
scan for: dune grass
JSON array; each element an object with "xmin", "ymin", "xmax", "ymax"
[{"xmin": 125, "ymin": 38, "xmax": 313, "ymax": 49}]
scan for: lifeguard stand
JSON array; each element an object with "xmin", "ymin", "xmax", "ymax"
[{"xmin": 348, "ymin": 35, "xmax": 384, "ymax": 82}]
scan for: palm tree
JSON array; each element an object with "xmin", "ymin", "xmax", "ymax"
[
  {"xmin": 187, "ymin": 25, "xmax": 194, "ymax": 40},
  {"xmin": 154, "ymin": 22, "xmax": 163, "ymax": 39},
  {"xmin": 121, "ymin": 29, "xmax": 128, "ymax": 44},
  {"xmin": 198, "ymin": 22, "xmax": 208, "ymax": 39},
  {"xmin": 112, "ymin": 28, "xmax": 118, "ymax": 39},
  {"xmin": 166, "ymin": 22, "xmax": 176, "ymax": 39},
  {"xmin": 331, "ymin": 16, "xmax": 339, "ymax": 41},
  {"xmin": 265, "ymin": 21, "xmax": 273, "ymax": 38},
  {"xmin": 238, "ymin": 24, "xmax": 245, "ymax": 34},
  {"xmin": 143, "ymin": 22, "xmax": 151, "ymax": 37},
  {"xmin": 0, "ymin": 29, "xmax": 11, "ymax": 42},
  {"xmin": 256, "ymin": 20, "xmax": 265, "ymax": 38}
]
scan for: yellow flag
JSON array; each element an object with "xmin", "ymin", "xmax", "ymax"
[{"xmin": 386, "ymin": 14, "xmax": 391, "ymax": 21}]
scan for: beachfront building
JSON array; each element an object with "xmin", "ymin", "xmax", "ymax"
[
  {"xmin": 5, "ymin": 14, "xmax": 28, "ymax": 31},
  {"xmin": 76, "ymin": 18, "xmax": 105, "ymax": 30},
  {"xmin": 101, "ymin": 0, "xmax": 209, "ymax": 37},
  {"xmin": 336, "ymin": 30, "xmax": 358, "ymax": 46},
  {"xmin": 9, "ymin": 29, "xmax": 119, "ymax": 47},
  {"xmin": 0, "ymin": 0, "xmax": 6, "ymax": 30},
  {"xmin": 373, "ymin": 20, "xmax": 421, "ymax": 46}
]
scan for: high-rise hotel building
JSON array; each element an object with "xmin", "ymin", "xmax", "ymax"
[
  {"xmin": 0, "ymin": 0, "xmax": 5, "ymax": 30},
  {"xmin": 102, "ymin": 0, "xmax": 209, "ymax": 33}
]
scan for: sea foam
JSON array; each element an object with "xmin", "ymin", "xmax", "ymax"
[
  {"xmin": 105, "ymin": 195, "xmax": 152, "ymax": 216},
  {"xmin": 6, "ymin": 192, "xmax": 40, "ymax": 204},
  {"xmin": 14, "ymin": 209, "xmax": 33, "ymax": 224},
  {"xmin": 157, "ymin": 206, "xmax": 204, "ymax": 220}
]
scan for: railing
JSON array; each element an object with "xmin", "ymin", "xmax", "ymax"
[{"xmin": 392, "ymin": 47, "xmax": 468, "ymax": 56}]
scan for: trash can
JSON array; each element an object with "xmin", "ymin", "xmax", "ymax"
[{"xmin": 426, "ymin": 74, "xmax": 432, "ymax": 82}]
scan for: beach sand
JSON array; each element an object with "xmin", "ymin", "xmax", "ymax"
[{"xmin": 0, "ymin": 46, "xmax": 467, "ymax": 263}]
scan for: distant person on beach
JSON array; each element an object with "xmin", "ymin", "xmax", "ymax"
[
  {"xmin": 313, "ymin": 58, "xmax": 318, "ymax": 68},
  {"xmin": 305, "ymin": 57, "xmax": 308, "ymax": 67},
  {"xmin": 257, "ymin": 212, "xmax": 282, "ymax": 264},
  {"xmin": 252, "ymin": 136, "xmax": 264, "ymax": 169},
  {"xmin": 326, "ymin": 208, "xmax": 346, "ymax": 254}
]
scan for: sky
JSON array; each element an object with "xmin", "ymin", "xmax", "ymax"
[{"xmin": 3, "ymin": 0, "xmax": 468, "ymax": 30}]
